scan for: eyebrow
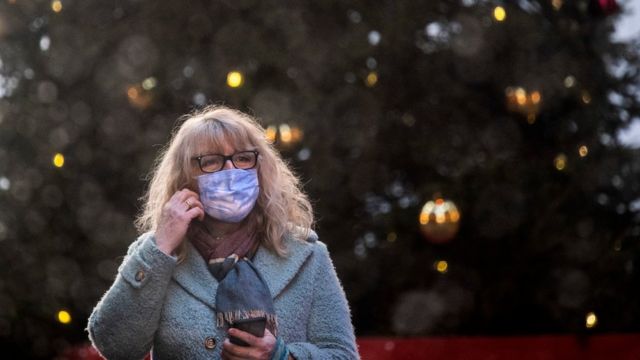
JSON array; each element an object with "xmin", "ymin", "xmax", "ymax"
[{"xmin": 193, "ymin": 148, "xmax": 257, "ymax": 157}]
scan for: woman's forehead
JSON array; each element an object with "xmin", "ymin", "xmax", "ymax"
[{"xmin": 192, "ymin": 136, "xmax": 252, "ymax": 155}]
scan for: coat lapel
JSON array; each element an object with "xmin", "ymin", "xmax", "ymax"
[
  {"xmin": 171, "ymin": 233, "xmax": 315, "ymax": 309},
  {"xmin": 253, "ymin": 235, "xmax": 314, "ymax": 299},
  {"xmin": 172, "ymin": 241, "xmax": 218, "ymax": 310}
]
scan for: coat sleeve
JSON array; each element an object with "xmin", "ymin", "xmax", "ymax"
[
  {"xmin": 86, "ymin": 232, "xmax": 178, "ymax": 360},
  {"xmin": 287, "ymin": 242, "xmax": 360, "ymax": 359}
]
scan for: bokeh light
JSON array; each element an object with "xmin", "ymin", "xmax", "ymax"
[
  {"xmin": 280, "ymin": 124, "xmax": 292, "ymax": 143},
  {"xmin": 579, "ymin": 145, "xmax": 588, "ymax": 157},
  {"xmin": 57, "ymin": 310, "xmax": 71, "ymax": 324},
  {"xmin": 51, "ymin": 0, "xmax": 62, "ymax": 13},
  {"xmin": 530, "ymin": 91, "xmax": 541, "ymax": 104},
  {"xmin": 435, "ymin": 260, "xmax": 449, "ymax": 274},
  {"xmin": 564, "ymin": 75, "xmax": 576, "ymax": 88},
  {"xmin": 515, "ymin": 88, "xmax": 527, "ymax": 105},
  {"xmin": 227, "ymin": 71, "xmax": 244, "ymax": 88},
  {"xmin": 0, "ymin": 177, "xmax": 10, "ymax": 191},
  {"xmin": 265, "ymin": 125, "xmax": 277, "ymax": 143},
  {"xmin": 126, "ymin": 84, "xmax": 153, "ymax": 109},
  {"xmin": 365, "ymin": 72, "xmax": 378, "ymax": 87},
  {"xmin": 554, "ymin": 153, "xmax": 567, "ymax": 171},
  {"xmin": 585, "ymin": 312, "xmax": 598, "ymax": 329},
  {"xmin": 40, "ymin": 35, "xmax": 51, "ymax": 52},
  {"xmin": 552, "ymin": 0, "xmax": 563, "ymax": 10},
  {"xmin": 142, "ymin": 77, "xmax": 157, "ymax": 90},
  {"xmin": 493, "ymin": 6, "xmax": 506, "ymax": 22},
  {"xmin": 368, "ymin": 30, "xmax": 381, "ymax": 46},
  {"xmin": 264, "ymin": 124, "xmax": 303, "ymax": 147},
  {"xmin": 53, "ymin": 153, "xmax": 65, "ymax": 168},
  {"xmin": 505, "ymin": 87, "xmax": 542, "ymax": 122}
]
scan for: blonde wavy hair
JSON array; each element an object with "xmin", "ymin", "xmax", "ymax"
[{"xmin": 135, "ymin": 105, "xmax": 314, "ymax": 260}]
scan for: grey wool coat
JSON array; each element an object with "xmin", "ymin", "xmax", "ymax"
[{"xmin": 86, "ymin": 230, "xmax": 359, "ymax": 360}]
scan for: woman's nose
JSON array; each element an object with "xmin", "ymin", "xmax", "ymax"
[{"xmin": 222, "ymin": 159, "xmax": 234, "ymax": 170}]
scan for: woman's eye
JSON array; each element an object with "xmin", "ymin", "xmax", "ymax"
[{"xmin": 202, "ymin": 156, "xmax": 222, "ymax": 168}]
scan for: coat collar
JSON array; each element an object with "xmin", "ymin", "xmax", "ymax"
[
  {"xmin": 253, "ymin": 233, "xmax": 315, "ymax": 299},
  {"xmin": 171, "ymin": 233, "xmax": 315, "ymax": 310}
]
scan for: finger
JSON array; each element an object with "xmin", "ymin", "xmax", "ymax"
[
  {"xmin": 223, "ymin": 338, "xmax": 253, "ymax": 358},
  {"xmin": 185, "ymin": 198, "xmax": 206, "ymax": 220},
  {"xmin": 184, "ymin": 197, "xmax": 204, "ymax": 211},
  {"xmin": 222, "ymin": 351, "xmax": 246, "ymax": 360},
  {"xmin": 170, "ymin": 199, "xmax": 191, "ymax": 213},
  {"xmin": 170, "ymin": 189, "xmax": 197, "ymax": 204},
  {"xmin": 221, "ymin": 349, "xmax": 248, "ymax": 360},
  {"xmin": 180, "ymin": 197, "xmax": 196, "ymax": 212},
  {"xmin": 221, "ymin": 348, "xmax": 241, "ymax": 360},
  {"xmin": 185, "ymin": 206, "xmax": 205, "ymax": 221},
  {"xmin": 179, "ymin": 188, "xmax": 200, "ymax": 200},
  {"xmin": 228, "ymin": 328, "xmax": 261, "ymax": 347},
  {"xmin": 170, "ymin": 191, "xmax": 199, "ymax": 210}
]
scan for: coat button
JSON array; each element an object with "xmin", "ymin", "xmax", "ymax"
[
  {"xmin": 135, "ymin": 270, "xmax": 145, "ymax": 282},
  {"xmin": 204, "ymin": 337, "xmax": 216, "ymax": 350}
]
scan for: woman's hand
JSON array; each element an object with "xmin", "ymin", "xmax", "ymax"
[
  {"xmin": 221, "ymin": 328, "xmax": 277, "ymax": 360},
  {"xmin": 155, "ymin": 188, "xmax": 205, "ymax": 256}
]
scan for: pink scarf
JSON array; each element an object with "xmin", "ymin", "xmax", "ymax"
[{"xmin": 187, "ymin": 220, "xmax": 259, "ymax": 263}]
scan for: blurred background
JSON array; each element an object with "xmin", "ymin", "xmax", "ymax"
[{"xmin": 1, "ymin": 0, "xmax": 639, "ymax": 358}]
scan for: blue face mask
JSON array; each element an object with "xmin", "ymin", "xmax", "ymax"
[{"xmin": 197, "ymin": 168, "xmax": 260, "ymax": 223}]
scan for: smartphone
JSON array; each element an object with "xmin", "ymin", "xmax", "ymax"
[{"xmin": 229, "ymin": 317, "xmax": 266, "ymax": 347}]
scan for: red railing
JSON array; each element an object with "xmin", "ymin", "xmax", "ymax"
[
  {"xmin": 64, "ymin": 334, "xmax": 640, "ymax": 359},
  {"xmin": 358, "ymin": 334, "xmax": 640, "ymax": 360}
]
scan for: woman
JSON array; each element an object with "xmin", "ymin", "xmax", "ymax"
[{"xmin": 86, "ymin": 106, "xmax": 359, "ymax": 360}]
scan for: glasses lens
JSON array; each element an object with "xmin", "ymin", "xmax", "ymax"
[
  {"xmin": 232, "ymin": 151, "xmax": 257, "ymax": 169},
  {"xmin": 200, "ymin": 155, "xmax": 224, "ymax": 173}
]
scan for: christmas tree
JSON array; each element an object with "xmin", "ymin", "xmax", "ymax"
[{"xmin": 0, "ymin": 0, "xmax": 638, "ymax": 358}]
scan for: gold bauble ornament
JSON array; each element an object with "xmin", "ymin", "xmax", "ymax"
[{"xmin": 419, "ymin": 198, "xmax": 460, "ymax": 243}]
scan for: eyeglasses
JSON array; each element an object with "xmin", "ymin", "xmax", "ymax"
[{"xmin": 192, "ymin": 150, "xmax": 259, "ymax": 173}]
